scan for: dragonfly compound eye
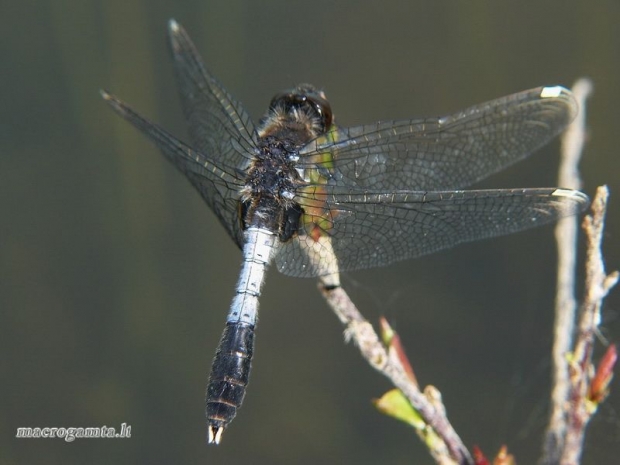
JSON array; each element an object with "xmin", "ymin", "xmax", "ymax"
[{"xmin": 269, "ymin": 88, "xmax": 333, "ymax": 132}]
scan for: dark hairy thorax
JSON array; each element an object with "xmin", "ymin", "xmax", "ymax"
[{"xmin": 239, "ymin": 85, "xmax": 334, "ymax": 241}]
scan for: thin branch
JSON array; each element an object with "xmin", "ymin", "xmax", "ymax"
[
  {"xmin": 319, "ymin": 278, "xmax": 473, "ymax": 465},
  {"xmin": 561, "ymin": 186, "xmax": 619, "ymax": 464},
  {"xmin": 543, "ymin": 78, "xmax": 593, "ymax": 464}
]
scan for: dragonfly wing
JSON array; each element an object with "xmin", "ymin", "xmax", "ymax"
[
  {"xmin": 168, "ymin": 19, "xmax": 258, "ymax": 167},
  {"xmin": 274, "ymin": 187, "xmax": 589, "ymax": 277},
  {"xmin": 102, "ymin": 91, "xmax": 245, "ymax": 245},
  {"xmin": 299, "ymin": 86, "xmax": 577, "ymax": 191}
]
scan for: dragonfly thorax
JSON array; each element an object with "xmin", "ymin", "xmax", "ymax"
[{"xmin": 240, "ymin": 136, "xmax": 304, "ymax": 241}]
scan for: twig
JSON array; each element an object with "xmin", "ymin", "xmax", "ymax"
[
  {"xmin": 560, "ymin": 186, "xmax": 619, "ymax": 464},
  {"xmin": 319, "ymin": 278, "xmax": 473, "ymax": 465},
  {"xmin": 543, "ymin": 78, "xmax": 593, "ymax": 464}
]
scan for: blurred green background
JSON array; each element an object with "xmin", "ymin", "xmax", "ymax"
[{"xmin": 2, "ymin": 0, "xmax": 619, "ymax": 464}]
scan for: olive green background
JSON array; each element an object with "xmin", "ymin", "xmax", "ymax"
[{"xmin": 1, "ymin": 0, "xmax": 619, "ymax": 464}]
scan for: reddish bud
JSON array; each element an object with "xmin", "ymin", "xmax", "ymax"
[
  {"xmin": 379, "ymin": 317, "xmax": 418, "ymax": 386},
  {"xmin": 473, "ymin": 445, "xmax": 490, "ymax": 465},
  {"xmin": 588, "ymin": 344, "xmax": 617, "ymax": 405}
]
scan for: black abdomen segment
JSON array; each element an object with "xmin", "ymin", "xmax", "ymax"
[{"xmin": 206, "ymin": 322, "xmax": 255, "ymax": 444}]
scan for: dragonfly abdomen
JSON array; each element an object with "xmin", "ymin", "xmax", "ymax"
[
  {"xmin": 206, "ymin": 227, "xmax": 276, "ymax": 443},
  {"xmin": 206, "ymin": 321, "xmax": 254, "ymax": 444}
]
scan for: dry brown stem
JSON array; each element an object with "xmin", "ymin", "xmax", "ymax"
[{"xmin": 319, "ymin": 280, "xmax": 473, "ymax": 465}]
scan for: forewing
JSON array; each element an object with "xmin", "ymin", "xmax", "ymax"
[
  {"xmin": 102, "ymin": 91, "xmax": 245, "ymax": 244},
  {"xmin": 168, "ymin": 19, "xmax": 258, "ymax": 167},
  {"xmin": 299, "ymin": 86, "xmax": 577, "ymax": 191},
  {"xmin": 274, "ymin": 187, "xmax": 589, "ymax": 277}
]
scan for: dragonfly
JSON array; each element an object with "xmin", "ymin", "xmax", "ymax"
[{"xmin": 102, "ymin": 19, "xmax": 589, "ymax": 445}]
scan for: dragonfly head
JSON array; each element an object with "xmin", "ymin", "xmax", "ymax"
[{"xmin": 262, "ymin": 84, "xmax": 333, "ymax": 138}]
